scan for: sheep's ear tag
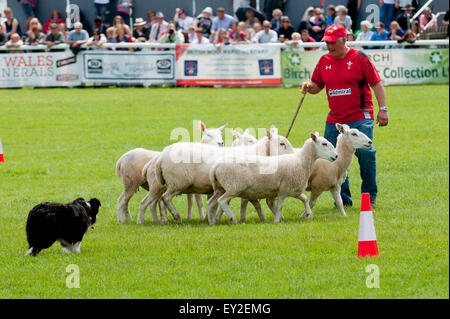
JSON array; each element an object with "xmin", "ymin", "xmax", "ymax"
[{"xmin": 199, "ymin": 121, "xmax": 206, "ymax": 132}]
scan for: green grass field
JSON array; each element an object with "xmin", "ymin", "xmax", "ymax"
[{"xmin": 0, "ymin": 85, "xmax": 448, "ymax": 299}]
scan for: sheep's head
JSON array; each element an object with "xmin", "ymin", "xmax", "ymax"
[
  {"xmin": 199, "ymin": 121, "xmax": 227, "ymax": 147},
  {"xmin": 336, "ymin": 123, "xmax": 372, "ymax": 149},
  {"xmin": 232, "ymin": 129, "xmax": 257, "ymax": 146},
  {"xmin": 310, "ymin": 132, "xmax": 338, "ymax": 162},
  {"xmin": 266, "ymin": 125, "xmax": 294, "ymax": 155}
]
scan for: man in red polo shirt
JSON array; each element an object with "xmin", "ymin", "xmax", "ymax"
[{"xmin": 301, "ymin": 24, "xmax": 389, "ymax": 206}]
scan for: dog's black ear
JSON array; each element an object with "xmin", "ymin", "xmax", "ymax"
[
  {"xmin": 89, "ymin": 198, "xmax": 101, "ymax": 212},
  {"xmin": 74, "ymin": 197, "xmax": 85, "ymax": 204}
]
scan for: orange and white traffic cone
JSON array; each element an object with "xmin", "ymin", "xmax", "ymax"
[
  {"xmin": 0, "ymin": 137, "xmax": 4, "ymax": 163},
  {"xmin": 357, "ymin": 193, "xmax": 379, "ymax": 258}
]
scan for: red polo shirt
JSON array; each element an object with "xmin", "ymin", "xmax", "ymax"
[{"xmin": 311, "ymin": 47, "xmax": 382, "ymax": 124}]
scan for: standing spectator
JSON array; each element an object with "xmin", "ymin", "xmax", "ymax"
[
  {"xmin": 132, "ymin": 17, "xmax": 149, "ymax": 41},
  {"xmin": 395, "ymin": 4, "xmax": 416, "ymax": 31},
  {"xmin": 146, "ymin": 10, "xmax": 156, "ymax": 29},
  {"xmin": 66, "ymin": 21, "xmax": 89, "ymax": 54},
  {"xmin": 419, "ymin": 7, "xmax": 437, "ymax": 31},
  {"xmin": 94, "ymin": 0, "xmax": 110, "ymax": 25},
  {"xmin": 309, "ymin": 7, "xmax": 326, "ymax": 42},
  {"xmin": 191, "ymin": 27, "xmax": 210, "ymax": 44},
  {"xmin": 115, "ymin": 24, "xmax": 133, "ymax": 51},
  {"xmin": 334, "ymin": 5, "xmax": 352, "ymax": 31},
  {"xmin": 211, "ymin": 8, "xmax": 236, "ymax": 38},
  {"xmin": 113, "ymin": 15, "xmax": 131, "ymax": 36},
  {"xmin": 285, "ymin": 32, "xmax": 304, "ymax": 50},
  {"xmin": 194, "ymin": 7, "xmax": 213, "ymax": 38},
  {"xmin": 43, "ymin": 10, "xmax": 65, "ymax": 34},
  {"xmin": 388, "ymin": 21, "xmax": 404, "ymax": 40},
  {"xmin": 232, "ymin": 0, "xmax": 252, "ymax": 18},
  {"xmin": 356, "ymin": 20, "xmax": 374, "ymax": 41},
  {"xmin": 270, "ymin": 8, "xmax": 283, "ymax": 32},
  {"xmin": 347, "ymin": 0, "xmax": 361, "ymax": 31},
  {"xmin": 325, "ymin": 5, "xmax": 336, "ymax": 26},
  {"xmin": 93, "ymin": 16, "xmax": 107, "ymax": 35},
  {"xmin": 116, "ymin": 0, "xmax": 133, "ymax": 26},
  {"xmin": 252, "ymin": 20, "xmax": 277, "ymax": 43},
  {"xmin": 5, "ymin": 32, "xmax": 23, "ymax": 51},
  {"xmin": 149, "ymin": 11, "xmax": 168, "ymax": 42},
  {"xmin": 159, "ymin": 21, "xmax": 185, "ymax": 44},
  {"xmin": 277, "ymin": 16, "xmax": 294, "ymax": 40},
  {"xmin": 25, "ymin": 24, "xmax": 44, "ymax": 45},
  {"xmin": 86, "ymin": 28, "xmax": 106, "ymax": 48},
  {"xmin": 297, "ymin": 6, "xmax": 315, "ymax": 32},
  {"xmin": 443, "ymin": 10, "xmax": 449, "ymax": 38},
  {"xmin": 44, "ymin": 23, "xmax": 64, "ymax": 48},
  {"xmin": 379, "ymin": 0, "xmax": 399, "ymax": 28},
  {"xmin": 19, "ymin": 0, "xmax": 38, "ymax": 19},
  {"xmin": 300, "ymin": 29, "xmax": 316, "ymax": 50},
  {"xmin": 244, "ymin": 9, "xmax": 260, "ymax": 28},
  {"xmin": 3, "ymin": 8, "xmax": 21, "ymax": 38},
  {"xmin": 174, "ymin": 8, "xmax": 193, "ymax": 32}
]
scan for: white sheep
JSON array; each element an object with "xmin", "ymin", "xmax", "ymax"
[
  {"xmin": 207, "ymin": 132, "xmax": 338, "ymax": 224},
  {"xmin": 145, "ymin": 127, "xmax": 294, "ymax": 225},
  {"xmin": 306, "ymin": 124, "xmax": 372, "ymax": 217},
  {"xmin": 115, "ymin": 121, "xmax": 227, "ymax": 224}
]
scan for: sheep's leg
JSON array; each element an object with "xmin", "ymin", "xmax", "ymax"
[
  {"xmin": 249, "ymin": 200, "xmax": 266, "ymax": 222},
  {"xmin": 331, "ymin": 186, "xmax": 346, "ymax": 217},
  {"xmin": 217, "ymin": 193, "xmax": 238, "ymax": 225},
  {"xmin": 239, "ymin": 199, "xmax": 249, "ymax": 222},
  {"xmin": 137, "ymin": 193, "xmax": 151, "ymax": 224},
  {"xmin": 195, "ymin": 194, "xmax": 205, "ymax": 220},
  {"xmin": 207, "ymin": 190, "xmax": 222, "ymax": 225},
  {"xmin": 161, "ymin": 190, "xmax": 182, "ymax": 223},
  {"xmin": 309, "ymin": 189, "xmax": 322, "ymax": 209},
  {"xmin": 266, "ymin": 197, "xmax": 276, "ymax": 215},
  {"xmin": 117, "ymin": 186, "xmax": 136, "ymax": 224},
  {"xmin": 299, "ymin": 193, "xmax": 313, "ymax": 219},
  {"xmin": 187, "ymin": 194, "xmax": 193, "ymax": 220},
  {"xmin": 273, "ymin": 197, "xmax": 286, "ymax": 223},
  {"xmin": 157, "ymin": 200, "xmax": 169, "ymax": 224}
]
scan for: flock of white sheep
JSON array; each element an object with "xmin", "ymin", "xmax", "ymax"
[{"xmin": 115, "ymin": 121, "xmax": 373, "ymax": 226}]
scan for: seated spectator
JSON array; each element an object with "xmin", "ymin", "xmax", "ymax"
[
  {"xmin": 174, "ymin": 8, "xmax": 193, "ymax": 32},
  {"xmin": 419, "ymin": 7, "xmax": 437, "ymax": 31},
  {"xmin": 106, "ymin": 26, "xmax": 117, "ymax": 48},
  {"xmin": 66, "ymin": 22, "xmax": 89, "ymax": 53},
  {"xmin": 388, "ymin": 21, "xmax": 405, "ymax": 41},
  {"xmin": 233, "ymin": 21, "xmax": 251, "ymax": 43},
  {"xmin": 58, "ymin": 23, "xmax": 68, "ymax": 40},
  {"xmin": 115, "ymin": 24, "xmax": 133, "ymax": 51},
  {"xmin": 356, "ymin": 20, "xmax": 373, "ymax": 41},
  {"xmin": 297, "ymin": 6, "xmax": 314, "ymax": 32},
  {"xmin": 325, "ymin": 5, "xmax": 336, "ymax": 26},
  {"xmin": 0, "ymin": 23, "xmax": 8, "ymax": 46},
  {"xmin": 133, "ymin": 17, "xmax": 150, "ymax": 41},
  {"xmin": 228, "ymin": 21, "xmax": 238, "ymax": 39},
  {"xmin": 395, "ymin": 4, "xmax": 416, "ymax": 32},
  {"xmin": 116, "ymin": 0, "xmax": 133, "ymax": 25},
  {"xmin": 347, "ymin": 32, "xmax": 355, "ymax": 41},
  {"xmin": 300, "ymin": 29, "xmax": 316, "ymax": 50},
  {"xmin": 285, "ymin": 32, "xmax": 304, "ymax": 50},
  {"xmin": 270, "ymin": 8, "xmax": 283, "ymax": 32},
  {"xmin": 187, "ymin": 24, "xmax": 196, "ymax": 43},
  {"xmin": 113, "ymin": 15, "xmax": 131, "ymax": 36},
  {"xmin": 43, "ymin": 10, "xmax": 65, "ymax": 34},
  {"xmin": 277, "ymin": 16, "xmax": 294, "ymax": 40},
  {"xmin": 252, "ymin": 20, "xmax": 277, "ymax": 43},
  {"xmin": 213, "ymin": 28, "xmax": 231, "ymax": 45},
  {"xmin": 194, "ymin": 7, "xmax": 213, "ymax": 38},
  {"xmin": 334, "ymin": 5, "xmax": 352, "ymax": 31},
  {"xmin": 249, "ymin": 22, "xmax": 261, "ymax": 42},
  {"xmin": 25, "ymin": 17, "xmax": 41, "ymax": 39},
  {"xmin": 146, "ymin": 10, "xmax": 156, "ymax": 29},
  {"xmin": 3, "ymin": 8, "xmax": 21, "ymax": 38},
  {"xmin": 369, "ymin": 22, "xmax": 389, "ymax": 48},
  {"xmin": 211, "ymin": 7, "xmax": 236, "ymax": 38},
  {"xmin": 191, "ymin": 27, "xmax": 210, "ymax": 44},
  {"xmin": 86, "ymin": 28, "xmax": 107, "ymax": 48},
  {"xmin": 149, "ymin": 12, "xmax": 168, "ymax": 42},
  {"xmin": 93, "ymin": 16, "xmax": 107, "ymax": 35},
  {"xmin": 245, "ymin": 9, "xmax": 261, "ymax": 28},
  {"xmin": 159, "ymin": 21, "xmax": 185, "ymax": 44},
  {"xmin": 309, "ymin": 7, "xmax": 326, "ymax": 41},
  {"xmin": 5, "ymin": 33, "xmax": 23, "ymax": 51},
  {"xmin": 44, "ymin": 23, "xmax": 64, "ymax": 48},
  {"xmin": 26, "ymin": 24, "xmax": 45, "ymax": 45}
]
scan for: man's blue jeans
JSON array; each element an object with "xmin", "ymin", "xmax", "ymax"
[
  {"xmin": 95, "ymin": 3, "xmax": 109, "ymax": 24},
  {"xmin": 324, "ymin": 119, "xmax": 377, "ymax": 205},
  {"xmin": 379, "ymin": 3, "xmax": 396, "ymax": 27}
]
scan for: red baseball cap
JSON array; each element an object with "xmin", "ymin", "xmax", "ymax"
[{"xmin": 321, "ymin": 24, "xmax": 347, "ymax": 42}]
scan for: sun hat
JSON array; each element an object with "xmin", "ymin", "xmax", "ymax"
[{"xmin": 134, "ymin": 17, "xmax": 146, "ymax": 26}]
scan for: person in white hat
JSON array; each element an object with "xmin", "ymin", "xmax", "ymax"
[
  {"xmin": 194, "ymin": 7, "xmax": 213, "ymax": 38},
  {"xmin": 133, "ymin": 17, "xmax": 150, "ymax": 41}
]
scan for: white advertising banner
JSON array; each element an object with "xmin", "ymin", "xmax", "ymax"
[
  {"xmin": 175, "ymin": 44, "xmax": 282, "ymax": 86},
  {"xmin": 81, "ymin": 50, "xmax": 175, "ymax": 85},
  {"xmin": 0, "ymin": 51, "xmax": 81, "ymax": 88}
]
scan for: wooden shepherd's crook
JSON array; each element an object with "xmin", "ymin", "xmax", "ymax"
[{"xmin": 285, "ymin": 91, "xmax": 307, "ymax": 138}]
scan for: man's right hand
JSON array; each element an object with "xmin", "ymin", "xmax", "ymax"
[{"xmin": 301, "ymin": 82, "xmax": 311, "ymax": 94}]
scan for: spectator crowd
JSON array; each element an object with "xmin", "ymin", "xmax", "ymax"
[{"xmin": 0, "ymin": 0, "xmax": 448, "ymax": 51}]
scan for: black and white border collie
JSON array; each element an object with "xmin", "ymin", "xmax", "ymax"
[{"xmin": 25, "ymin": 198, "xmax": 101, "ymax": 256}]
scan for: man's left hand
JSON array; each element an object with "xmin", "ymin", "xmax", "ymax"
[{"xmin": 376, "ymin": 110, "xmax": 388, "ymax": 126}]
